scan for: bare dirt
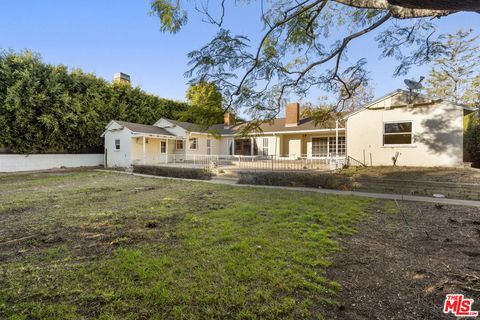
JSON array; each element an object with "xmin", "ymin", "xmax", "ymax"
[{"xmin": 325, "ymin": 200, "xmax": 480, "ymax": 320}]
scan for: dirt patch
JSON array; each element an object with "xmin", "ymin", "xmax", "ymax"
[
  {"xmin": 324, "ymin": 201, "xmax": 480, "ymax": 319},
  {"xmin": 339, "ymin": 166, "xmax": 480, "ymax": 183}
]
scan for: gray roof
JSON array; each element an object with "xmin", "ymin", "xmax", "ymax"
[
  {"xmin": 165, "ymin": 117, "xmax": 341, "ymax": 135},
  {"xmin": 114, "ymin": 120, "xmax": 175, "ymax": 136}
]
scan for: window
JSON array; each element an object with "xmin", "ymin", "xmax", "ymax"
[
  {"xmin": 189, "ymin": 137, "xmax": 198, "ymax": 150},
  {"xmin": 262, "ymin": 138, "xmax": 269, "ymax": 156},
  {"xmin": 383, "ymin": 122, "xmax": 413, "ymax": 145},
  {"xmin": 160, "ymin": 141, "xmax": 166, "ymax": 153},
  {"xmin": 115, "ymin": 139, "xmax": 120, "ymax": 150},
  {"xmin": 176, "ymin": 140, "xmax": 184, "ymax": 150},
  {"xmin": 207, "ymin": 139, "xmax": 211, "ymax": 155},
  {"xmin": 328, "ymin": 137, "xmax": 346, "ymax": 156},
  {"xmin": 312, "ymin": 137, "xmax": 328, "ymax": 157},
  {"xmin": 312, "ymin": 137, "xmax": 345, "ymax": 157},
  {"xmin": 234, "ymin": 139, "xmax": 252, "ymax": 156}
]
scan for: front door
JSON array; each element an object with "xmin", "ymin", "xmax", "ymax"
[{"xmin": 288, "ymin": 139, "xmax": 301, "ymax": 158}]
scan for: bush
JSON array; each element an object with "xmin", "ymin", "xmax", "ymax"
[
  {"xmin": 465, "ymin": 112, "xmax": 480, "ymax": 167},
  {"xmin": 238, "ymin": 171, "xmax": 352, "ymax": 190},
  {"xmin": 133, "ymin": 165, "xmax": 214, "ymax": 180}
]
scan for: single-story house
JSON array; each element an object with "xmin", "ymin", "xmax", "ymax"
[{"xmin": 102, "ymin": 89, "xmax": 477, "ymax": 168}]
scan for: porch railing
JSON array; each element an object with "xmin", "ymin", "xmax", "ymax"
[{"xmin": 133, "ymin": 154, "xmax": 346, "ymax": 171}]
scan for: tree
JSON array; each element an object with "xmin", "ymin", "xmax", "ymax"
[
  {"xmin": 0, "ymin": 50, "xmax": 191, "ymax": 153},
  {"xmin": 150, "ymin": 0, "xmax": 480, "ymax": 121},
  {"xmin": 465, "ymin": 112, "xmax": 480, "ymax": 166},
  {"xmin": 425, "ymin": 29, "xmax": 480, "ymax": 104},
  {"xmin": 464, "ymin": 75, "xmax": 480, "ymax": 107},
  {"xmin": 182, "ymin": 81, "xmax": 224, "ymax": 126}
]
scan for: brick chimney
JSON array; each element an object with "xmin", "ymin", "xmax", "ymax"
[
  {"xmin": 285, "ymin": 102, "xmax": 300, "ymax": 127},
  {"xmin": 113, "ymin": 72, "xmax": 131, "ymax": 86},
  {"xmin": 224, "ymin": 112, "xmax": 235, "ymax": 127}
]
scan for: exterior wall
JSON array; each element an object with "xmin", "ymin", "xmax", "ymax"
[
  {"xmin": 186, "ymin": 133, "xmax": 220, "ymax": 156},
  {"xmin": 104, "ymin": 126, "xmax": 132, "ymax": 168},
  {"xmin": 0, "ymin": 154, "xmax": 103, "ymax": 172},
  {"xmin": 346, "ymin": 101, "xmax": 465, "ymax": 167}
]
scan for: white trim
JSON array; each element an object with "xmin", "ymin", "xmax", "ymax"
[
  {"xmin": 382, "ymin": 120, "xmax": 414, "ymax": 146},
  {"xmin": 130, "ymin": 132, "xmax": 179, "ymax": 139}
]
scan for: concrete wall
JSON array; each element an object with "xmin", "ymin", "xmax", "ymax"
[
  {"xmin": 0, "ymin": 154, "xmax": 103, "ymax": 172},
  {"xmin": 346, "ymin": 101, "xmax": 465, "ymax": 167}
]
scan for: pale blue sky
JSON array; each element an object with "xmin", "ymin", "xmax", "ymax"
[{"xmin": 1, "ymin": 0, "xmax": 479, "ymax": 104}]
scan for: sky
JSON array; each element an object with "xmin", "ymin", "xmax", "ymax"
[{"xmin": 1, "ymin": 0, "xmax": 479, "ymax": 105}]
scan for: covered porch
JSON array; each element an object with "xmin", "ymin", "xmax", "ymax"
[
  {"xmin": 130, "ymin": 133, "xmax": 185, "ymax": 165},
  {"xmin": 230, "ymin": 130, "xmax": 346, "ymax": 160}
]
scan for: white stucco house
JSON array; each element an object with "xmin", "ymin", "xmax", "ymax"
[{"xmin": 102, "ymin": 89, "xmax": 477, "ymax": 169}]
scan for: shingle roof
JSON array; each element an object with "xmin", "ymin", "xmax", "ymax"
[
  {"xmin": 114, "ymin": 120, "xmax": 175, "ymax": 136},
  {"xmin": 164, "ymin": 117, "xmax": 341, "ymax": 135}
]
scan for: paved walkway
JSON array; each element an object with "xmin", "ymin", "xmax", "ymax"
[{"xmin": 95, "ymin": 170, "xmax": 480, "ymax": 208}]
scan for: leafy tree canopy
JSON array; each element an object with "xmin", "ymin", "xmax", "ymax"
[
  {"xmin": 0, "ymin": 50, "xmax": 190, "ymax": 153},
  {"xmin": 150, "ymin": 0, "xmax": 480, "ymax": 122},
  {"xmin": 181, "ymin": 81, "xmax": 224, "ymax": 127},
  {"xmin": 426, "ymin": 29, "xmax": 480, "ymax": 105}
]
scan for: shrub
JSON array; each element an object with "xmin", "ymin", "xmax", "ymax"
[
  {"xmin": 132, "ymin": 165, "xmax": 214, "ymax": 180},
  {"xmin": 238, "ymin": 171, "xmax": 353, "ymax": 190},
  {"xmin": 465, "ymin": 112, "xmax": 480, "ymax": 167}
]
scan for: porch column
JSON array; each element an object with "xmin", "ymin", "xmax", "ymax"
[
  {"xmin": 165, "ymin": 139, "xmax": 169, "ymax": 163},
  {"xmin": 142, "ymin": 136, "xmax": 146, "ymax": 165},
  {"xmin": 335, "ymin": 120, "xmax": 339, "ymax": 158},
  {"xmin": 250, "ymin": 137, "xmax": 254, "ymax": 156}
]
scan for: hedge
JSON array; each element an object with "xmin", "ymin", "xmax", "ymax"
[
  {"xmin": 237, "ymin": 171, "xmax": 353, "ymax": 190},
  {"xmin": 133, "ymin": 165, "xmax": 214, "ymax": 180}
]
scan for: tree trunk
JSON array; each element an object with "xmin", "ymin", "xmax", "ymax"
[{"xmin": 333, "ymin": 0, "xmax": 480, "ymax": 18}]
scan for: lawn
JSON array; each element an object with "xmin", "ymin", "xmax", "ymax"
[{"xmin": 0, "ymin": 170, "xmax": 374, "ymax": 320}]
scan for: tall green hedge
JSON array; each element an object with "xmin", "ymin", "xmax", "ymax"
[
  {"xmin": 464, "ymin": 111, "xmax": 480, "ymax": 166},
  {"xmin": 0, "ymin": 50, "xmax": 191, "ymax": 153}
]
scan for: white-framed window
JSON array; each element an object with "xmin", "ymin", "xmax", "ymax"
[
  {"xmin": 312, "ymin": 137, "xmax": 328, "ymax": 157},
  {"xmin": 262, "ymin": 138, "xmax": 269, "ymax": 156},
  {"xmin": 115, "ymin": 139, "xmax": 120, "ymax": 150},
  {"xmin": 160, "ymin": 141, "xmax": 167, "ymax": 153},
  {"xmin": 206, "ymin": 139, "xmax": 211, "ymax": 155},
  {"xmin": 312, "ymin": 136, "xmax": 346, "ymax": 157},
  {"xmin": 189, "ymin": 137, "xmax": 198, "ymax": 150},
  {"xmin": 176, "ymin": 140, "xmax": 184, "ymax": 150},
  {"xmin": 328, "ymin": 137, "xmax": 346, "ymax": 156},
  {"xmin": 383, "ymin": 121, "xmax": 413, "ymax": 145}
]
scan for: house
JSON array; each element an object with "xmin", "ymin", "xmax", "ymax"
[
  {"xmin": 102, "ymin": 89, "xmax": 477, "ymax": 169},
  {"xmin": 345, "ymin": 89, "xmax": 476, "ymax": 167}
]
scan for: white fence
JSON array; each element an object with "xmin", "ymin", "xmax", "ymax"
[
  {"xmin": 0, "ymin": 154, "xmax": 104, "ymax": 172},
  {"xmin": 133, "ymin": 154, "xmax": 346, "ymax": 171}
]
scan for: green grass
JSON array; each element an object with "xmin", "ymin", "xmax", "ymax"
[{"xmin": 0, "ymin": 170, "xmax": 373, "ymax": 319}]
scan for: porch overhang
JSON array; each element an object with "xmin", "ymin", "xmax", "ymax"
[
  {"xmin": 130, "ymin": 132, "xmax": 183, "ymax": 140},
  {"xmin": 220, "ymin": 128, "xmax": 346, "ymax": 137}
]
